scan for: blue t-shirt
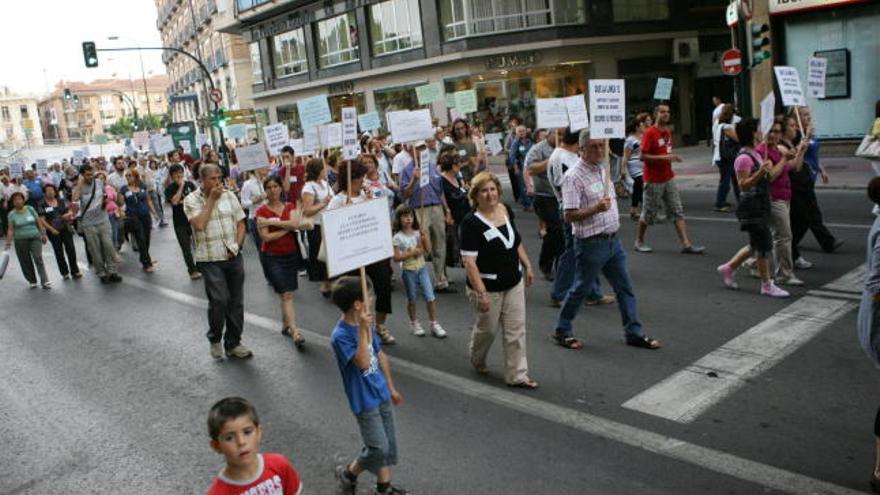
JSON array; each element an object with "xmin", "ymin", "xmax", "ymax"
[
  {"xmin": 120, "ymin": 185, "xmax": 150, "ymax": 218},
  {"xmin": 330, "ymin": 319, "xmax": 390, "ymax": 415},
  {"xmin": 803, "ymin": 137, "xmax": 820, "ymax": 183},
  {"xmin": 23, "ymin": 178, "xmax": 44, "ymax": 202}
]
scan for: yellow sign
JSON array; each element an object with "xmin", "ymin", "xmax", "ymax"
[
  {"xmin": 224, "ymin": 109, "xmax": 255, "ymax": 118},
  {"xmin": 22, "ymin": 118, "xmax": 34, "ymax": 129}
]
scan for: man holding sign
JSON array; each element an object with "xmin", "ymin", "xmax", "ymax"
[{"xmin": 634, "ymin": 104, "xmax": 704, "ymax": 255}]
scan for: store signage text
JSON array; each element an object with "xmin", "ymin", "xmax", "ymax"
[
  {"xmin": 328, "ymin": 81, "xmax": 355, "ymax": 95},
  {"xmin": 485, "ymin": 52, "xmax": 541, "ymax": 70}
]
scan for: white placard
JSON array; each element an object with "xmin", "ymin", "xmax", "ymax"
[
  {"xmin": 179, "ymin": 140, "xmax": 192, "ymax": 156},
  {"xmin": 387, "ymin": 110, "xmax": 433, "ymax": 144},
  {"xmin": 10, "ymin": 160, "xmax": 24, "ymax": 177},
  {"xmin": 807, "ymin": 57, "xmax": 827, "ymax": 99},
  {"xmin": 150, "ymin": 134, "xmax": 176, "ymax": 155},
  {"xmin": 342, "ymin": 107, "xmax": 359, "ymax": 160},
  {"xmin": 760, "ymin": 92, "xmax": 776, "ymax": 137},
  {"xmin": 588, "ymin": 79, "xmax": 626, "ymax": 139},
  {"xmin": 485, "ymin": 133, "xmax": 503, "ymax": 155},
  {"xmin": 320, "ymin": 123, "xmax": 343, "ymax": 149},
  {"xmin": 321, "ymin": 199, "xmax": 394, "ymax": 278},
  {"xmin": 133, "ymin": 131, "xmax": 150, "ymax": 148},
  {"xmin": 36, "ymin": 159, "xmax": 49, "ymax": 175},
  {"xmin": 564, "ymin": 95, "xmax": 589, "ymax": 132},
  {"xmin": 289, "ymin": 138, "xmax": 306, "ymax": 156},
  {"xmin": 226, "ymin": 124, "xmax": 249, "ymax": 140},
  {"xmin": 72, "ymin": 150, "xmax": 84, "ymax": 166},
  {"xmin": 197, "ymin": 133, "xmax": 209, "ymax": 148},
  {"xmin": 303, "ymin": 127, "xmax": 319, "ymax": 154},
  {"xmin": 535, "ymin": 98, "xmax": 569, "ymax": 129},
  {"xmin": 263, "ymin": 123, "xmax": 290, "ymax": 155},
  {"xmin": 419, "ymin": 149, "xmax": 431, "ymax": 187},
  {"xmin": 297, "ymin": 94, "xmax": 332, "ymax": 130},
  {"xmin": 449, "ymin": 108, "xmax": 464, "ymax": 122},
  {"xmin": 235, "ymin": 143, "xmax": 270, "ymax": 172},
  {"xmin": 653, "ymin": 78, "xmax": 674, "ymax": 101},
  {"xmin": 774, "ymin": 66, "xmax": 806, "ymax": 107}
]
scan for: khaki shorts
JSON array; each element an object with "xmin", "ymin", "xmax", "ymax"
[{"xmin": 640, "ymin": 180, "xmax": 685, "ymax": 225}]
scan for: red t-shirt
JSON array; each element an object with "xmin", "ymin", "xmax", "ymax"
[
  {"xmin": 277, "ymin": 164, "xmax": 306, "ymax": 204},
  {"xmin": 640, "ymin": 126, "xmax": 674, "ymax": 183},
  {"xmin": 256, "ymin": 203, "xmax": 299, "ymax": 256},
  {"xmin": 205, "ymin": 453, "xmax": 302, "ymax": 495}
]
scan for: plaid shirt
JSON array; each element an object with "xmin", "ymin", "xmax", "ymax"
[
  {"xmin": 561, "ymin": 159, "xmax": 619, "ymax": 239},
  {"xmin": 183, "ymin": 189, "xmax": 246, "ymax": 262}
]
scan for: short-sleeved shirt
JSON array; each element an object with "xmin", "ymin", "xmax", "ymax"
[
  {"xmin": 276, "ymin": 164, "xmax": 305, "ymax": 204},
  {"xmin": 38, "ymin": 198, "xmax": 71, "ymax": 231},
  {"xmin": 392, "ymin": 150, "xmax": 412, "ymax": 175},
  {"xmin": 756, "ymin": 144, "xmax": 791, "ymax": 202},
  {"xmin": 77, "ymin": 179, "xmax": 109, "ymax": 227},
  {"xmin": 120, "ymin": 185, "xmax": 150, "ymax": 218},
  {"xmin": 399, "ymin": 162, "xmax": 443, "ymax": 208},
  {"xmin": 640, "ymin": 126, "xmax": 674, "ymax": 183},
  {"xmin": 23, "ymin": 178, "xmax": 44, "ymax": 203},
  {"xmin": 459, "ymin": 205, "xmax": 523, "ymax": 292},
  {"xmin": 393, "ymin": 230, "xmax": 426, "ymax": 271},
  {"xmin": 442, "ymin": 175, "xmax": 470, "ymax": 223},
  {"xmin": 255, "ymin": 203, "xmax": 299, "ymax": 256},
  {"xmin": 624, "ymin": 135, "xmax": 643, "ymax": 178},
  {"xmin": 164, "ymin": 180, "xmax": 198, "ymax": 228},
  {"xmin": 525, "ymin": 140, "xmax": 555, "ymax": 198},
  {"xmin": 183, "ymin": 189, "xmax": 246, "ymax": 262},
  {"xmin": 7, "ymin": 206, "xmax": 41, "ymax": 240},
  {"xmin": 735, "ymin": 149, "xmax": 762, "ymax": 175},
  {"xmin": 562, "ymin": 159, "xmax": 619, "ymax": 239},
  {"xmin": 547, "ymin": 148, "xmax": 580, "ymax": 203},
  {"xmin": 330, "ymin": 319, "xmax": 390, "ymax": 415},
  {"xmin": 301, "ymin": 180, "xmax": 333, "ymax": 225},
  {"xmin": 107, "ymin": 171, "xmax": 128, "ymax": 191},
  {"xmin": 205, "ymin": 453, "xmax": 303, "ymax": 495}
]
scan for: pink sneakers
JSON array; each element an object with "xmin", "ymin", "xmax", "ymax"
[
  {"xmin": 717, "ymin": 264, "xmax": 738, "ymax": 289},
  {"xmin": 761, "ymin": 281, "xmax": 790, "ymax": 298}
]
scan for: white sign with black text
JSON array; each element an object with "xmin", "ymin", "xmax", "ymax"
[
  {"xmin": 807, "ymin": 57, "xmax": 827, "ymax": 99},
  {"xmin": 321, "ymin": 199, "xmax": 394, "ymax": 278},
  {"xmin": 588, "ymin": 79, "xmax": 626, "ymax": 139},
  {"xmin": 342, "ymin": 107, "xmax": 359, "ymax": 160},
  {"xmin": 774, "ymin": 66, "xmax": 806, "ymax": 107}
]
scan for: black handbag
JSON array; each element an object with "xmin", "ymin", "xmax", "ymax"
[{"xmin": 735, "ymin": 152, "xmax": 770, "ymax": 225}]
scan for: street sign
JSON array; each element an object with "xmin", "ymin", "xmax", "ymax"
[
  {"xmin": 726, "ymin": 1, "xmax": 739, "ymax": 27},
  {"xmin": 224, "ymin": 109, "xmax": 255, "ymax": 118},
  {"xmin": 721, "ymin": 49, "xmax": 743, "ymax": 76},
  {"xmin": 209, "ymin": 89, "xmax": 223, "ymax": 104}
]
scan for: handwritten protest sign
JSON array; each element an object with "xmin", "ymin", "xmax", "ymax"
[
  {"xmin": 760, "ymin": 92, "xmax": 776, "ymax": 137},
  {"xmin": 358, "ymin": 112, "xmax": 381, "ymax": 131},
  {"xmin": 564, "ymin": 95, "xmax": 589, "ymax": 132},
  {"xmin": 416, "ymin": 83, "xmax": 444, "ymax": 105},
  {"xmin": 150, "ymin": 134, "xmax": 176, "ymax": 155},
  {"xmin": 588, "ymin": 79, "xmax": 626, "ymax": 139},
  {"xmin": 653, "ymin": 78, "xmax": 673, "ymax": 101},
  {"xmin": 536, "ymin": 98, "xmax": 569, "ymax": 129},
  {"xmin": 342, "ymin": 107, "xmax": 359, "ymax": 160},
  {"xmin": 235, "ymin": 142, "xmax": 270, "ymax": 172},
  {"xmin": 387, "ymin": 110, "xmax": 433, "ymax": 144},
  {"xmin": 454, "ymin": 90, "xmax": 477, "ymax": 114},
  {"xmin": 807, "ymin": 57, "xmax": 827, "ymax": 99},
  {"xmin": 774, "ymin": 66, "xmax": 805, "ymax": 107},
  {"xmin": 263, "ymin": 123, "xmax": 290, "ymax": 155}
]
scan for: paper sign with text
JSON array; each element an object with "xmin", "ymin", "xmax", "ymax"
[
  {"xmin": 297, "ymin": 94, "xmax": 332, "ymax": 130},
  {"xmin": 10, "ymin": 160, "xmax": 24, "ymax": 177},
  {"xmin": 536, "ymin": 98, "xmax": 569, "ymax": 129},
  {"xmin": 419, "ymin": 149, "xmax": 431, "ymax": 187},
  {"xmin": 454, "ymin": 90, "xmax": 477, "ymax": 114},
  {"xmin": 289, "ymin": 138, "xmax": 306, "ymax": 156},
  {"xmin": 774, "ymin": 66, "xmax": 805, "ymax": 107},
  {"xmin": 485, "ymin": 133, "xmax": 503, "ymax": 155},
  {"xmin": 807, "ymin": 57, "xmax": 827, "ymax": 99},
  {"xmin": 150, "ymin": 134, "xmax": 176, "ymax": 155},
  {"xmin": 36, "ymin": 159, "xmax": 48, "ymax": 175},
  {"xmin": 133, "ymin": 131, "xmax": 150, "ymax": 148},
  {"xmin": 303, "ymin": 127, "xmax": 319, "ymax": 154},
  {"xmin": 416, "ymin": 82, "xmax": 444, "ymax": 105},
  {"xmin": 320, "ymin": 123, "xmax": 343, "ymax": 149},
  {"xmin": 387, "ymin": 110, "xmax": 433, "ymax": 144},
  {"xmin": 342, "ymin": 107, "xmax": 359, "ymax": 160},
  {"xmin": 564, "ymin": 95, "xmax": 589, "ymax": 132},
  {"xmin": 235, "ymin": 142, "xmax": 270, "ymax": 172},
  {"xmin": 321, "ymin": 199, "xmax": 394, "ymax": 278},
  {"xmin": 358, "ymin": 112, "xmax": 381, "ymax": 131},
  {"xmin": 760, "ymin": 92, "xmax": 776, "ymax": 137},
  {"xmin": 179, "ymin": 139, "xmax": 192, "ymax": 156},
  {"xmin": 653, "ymin": 78, "xmax": 673, "ymax": 101},
  {"xmin": 263, "ymin": 123, "xmax": 290, "ymax": 155},
  {"xmin": 225, "ymin": 124, "xmax": 249, "ymax": 140},
  {"xmin": 588, "ymin": 79, "xmax": 626, "ymax": 139}
]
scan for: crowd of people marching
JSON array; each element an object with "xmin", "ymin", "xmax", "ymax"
[{"xmin": 2, "ymin": 101, "xmax": 877, "ymax": 494}]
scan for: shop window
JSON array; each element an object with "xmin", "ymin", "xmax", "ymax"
[
  {"xmin": 273, "ymin": 29, "xmax": 308, "ymax": 78},
  {"xmin": 369, "ymin": 0, "xmax": 423, "ymax": 56},
  {"xmin": 1, "ymin": 106, "xmax": 9, "ymax": 121},
  {"xmin": 374, "ymin": 84, "xmax": 428, "ymax": 130},
  {"xmin": 613, "ymin": 0, "xmax": 669, "ymax": 22},
  {"xmin": 277, "ymin": 104, "xmax": 301, "ymax": 134},
  {"xmin": 440, "ymin": 0, "xmax": 585, "ymax": 41},
  {"xmin": 329, "ymin": 93, "xmax": 367, "ymax": 122},
  {"xmin": 20, "ymin": 105, "xmax": 29, "ymax": 119},
  {"xmin": 249, "ymin": 42, "xmax": 263, "ymax": 80},
  {"xmin": 315, "ymin": 12, "xmax": 360, "ymax": 68}
]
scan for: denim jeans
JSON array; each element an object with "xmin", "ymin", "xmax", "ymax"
[
  {"xmin": 555, "ymin": 237, "xmax": 643, "ymax": 340},
  {"xmin": 714, "ymin": 160, "xmax": 740, "ymax": 208},
  {"xmin": 401, "ymin": 265, "xmax": 435, "ymax": 303},
  {"xmin": 551, "ymin": 221, "xmax": 602, "ymax": 302},
  {"xmin": 355, "ymin": 400, "xmax": 398, "ymax": 475}
]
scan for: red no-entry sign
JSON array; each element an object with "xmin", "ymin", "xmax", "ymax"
[{"xmin": 721, "ymin": 49, "xmax": 743, "ymax": 76}]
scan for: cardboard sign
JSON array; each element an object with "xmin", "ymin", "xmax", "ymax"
[
  {"xmin": 320, "ymin": 123, "xmax": 343, "ymax": 149},
  {"xmin": 419, "ymin": 149, "xmax": 431, "ymax": 187},
  {"xmin": 133, "ymin": 131, "xmax": 150, "ymax": 148},
  {"xmin": 760, "ymin": 92, "xmax": 776, "ymax": 137},
  {"xmin": 297, "ymin": 94, "xmax": 332, "ymax": 130},
  {"xmin": 774, "ymin": 66, "xmax": 805, "ymax": 107},
  {"xmin": 235, "ymin": 142, "xmax": 270, "ymax": 172},
  {"xmin": 485, "ymin": 133, "xmax": 503, "ymax": 155},
  {"xmin": 263, "ymin": 123, "xmax": 290, "ymax": 155},
  {"xmin": 535, "ymin": 98, "xmax": 569, "ymax": 129},
  {"xmin": 226, "ymin": 123, "xmax": 249, "ymax": 140},
  {"xmin": 303, "ymin": 127, "xmax": 319, "ymax": 154},
  {"xmin": 564, "ymin": 95, "xmax": 589, "ymax": 132},
  {"xmin": 358, "ymin": 112, "xmax": 382, "ymax": 131},
  {"xmin": 454, "ymin": 90, "xmax": 478, "ymax": 114},
  {"xmin": 588, "ymin": 79, "xmax": 626, "ymax": 139},
  {"xmin": 653, "ymin": 78, "xmax": 674, "ymax": 101},
  {"xmin": 36, "ymin": 159, "xmax": 49, "ymax": 175},
  {"xmin": 807, "ymin": 57, "xmax": 827, "ymax": 99},
  {"xmin": 321, "ymin": 199, "xmax": 394, "ymax": 278},
  {"xmin": 387, "ymin": 110, "xmax": 433, "ymax": 144},
  {"xmin": 416, "ymin": 82, "xmax": 444, "ymax": 105},
  {"xmin": 342, "ymin": 107, "xmax": 359, "ymax": 160},
  {"xmin": 150, "ymin": 134, "xmax": 176, "ymax": 155}
]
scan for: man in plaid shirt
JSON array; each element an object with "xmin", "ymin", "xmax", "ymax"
[
  {"xmin": 550, "ymin": 130, "xmax": 661, "ymax": 351},
  {"xmin": 185, "ymin": 164, "xmax": 253, "ymax": 360}
]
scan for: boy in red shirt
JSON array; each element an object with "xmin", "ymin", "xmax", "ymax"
[
  {"xmin": 205, "ymin": 397, "xmax": 303, "ymax": 495},
  {"xmin": 276, "ymin": 146, "xmax": 305, "ymax": 204},
  {"xmin": 634, "ymin": 104, "xmax": 704, "ymax": 254}
]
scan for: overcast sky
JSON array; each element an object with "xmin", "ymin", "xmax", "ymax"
[{"xmin": 2, "ymin": 0, "xmax": 167, "ymax": 96}]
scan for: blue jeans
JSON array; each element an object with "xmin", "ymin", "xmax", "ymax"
[
  {"xmin": 555, "ymin": 237, "xmax": 642, "ymax": 340},
  {"xmin": 355, "ymin": 400, "xmax": 398, "ymax": 475},
  {"xmin": 551, "ymin": 221, "xmax": 602, "ymax": 302},
  {"xmin": 401, "ymin": 266, "xmax": 435, "ymax": 303},
  {"xmin": 108, "ymin": 214, "xmax": 120, "ymax": 249},
  {"xmin": 714, "ymin": 160, "xmax": 740, "ymax": 208}
]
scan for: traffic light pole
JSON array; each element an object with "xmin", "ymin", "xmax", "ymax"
[
  {"xmin": 94, "ymin": 46, "xmax": 228, "ymax": 169},
  {"xmin": 111, "ymin": 90, "xmax": 139, "ymax": 129}
]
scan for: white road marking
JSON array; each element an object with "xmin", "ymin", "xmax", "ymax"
[
  {"xmin": 807, "ymin": 289, "xmax": 862, "ymax": 301},
  {"xmin": 101, "ymin": 264, "xmax": 861, "ymax": 494},
  {"xmin": 632, "ymin": 214, "xmax": 871, "ymax": 230},
  {"xmin": 622, "ymin": 265, "xmax": 863, "ymax": 424}
]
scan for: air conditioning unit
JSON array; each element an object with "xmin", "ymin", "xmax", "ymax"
[{"xmin": 673, "ymin": 37, "xmax": 700, "ymax": 64}]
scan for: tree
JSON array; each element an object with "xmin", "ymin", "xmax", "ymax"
[{"xmin": 108, "ymin": 116, "xmax": 135, "ymax": 137}]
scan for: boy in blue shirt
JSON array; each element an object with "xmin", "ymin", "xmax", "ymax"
[{"xmin": 330, "ymin": 276, "xmax": 407, "ymax": 495}]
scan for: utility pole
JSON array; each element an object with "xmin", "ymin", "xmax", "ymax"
[{"xmin": 748, "ymin": 1, "xmax": 774, "ymax": 118}]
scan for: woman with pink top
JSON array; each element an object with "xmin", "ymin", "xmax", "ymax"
[{"xmin": 96, "ymin": 171, "xmax": 122, "ymax": 258}]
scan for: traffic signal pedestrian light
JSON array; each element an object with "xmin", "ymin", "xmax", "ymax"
[
  {"xmin": 214, "ymin": 108, "xmax": 227, "ymax": 129},
  {"xmin": 82, "ymin": 41, "xmax": 98, "ymax": 68},
  {"xmin": 748, "ymin": 22, "xmax": 771, "ymax": 67},
  {"xmin": 64, "ymin": 89, "xmax": 72, "ymax": 101}
]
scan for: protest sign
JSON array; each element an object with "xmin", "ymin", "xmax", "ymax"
[
  {"xmin": 289, "ymin": 138, "xmax": 305, "ymax": 156},
  {"xmin": 36, "ymin": 159, "xmax": 49, "ymax": 175},
  {"xmin": 320, "ymin": 123, "xmax": 343, "ymax": 149},
  {"xmin": 774, "ymin": 66, "xmax": 805, "ymax": 107},
  {"xmin": 535, "ymin": 98, "xmax": 569, "ymax": 129},
  {"xmin": 197, "ymin": 133, "xmax": 209, "ymax": 148},
  {"xmin": 321, "ymin": 199, "xmax": 394, "ymax": 278},
  {"xmin": 387, "ymin": 110, "xmax": 433, "ymax": 144},
  {"xmin": 588, "ymin": 79, "xmax": 626, "ymax": 139},
  {"xmin": 72, "ymin": 150, "xmax": 84, "ymax": 166},
  {"xmin": 653, "ymin": 78, "xmax": 674, "ymax": 101},
  {"xmin": 342, "ymin": 107, "xmax": 359, "ymax": 160},
  {"xmin": 179, "ymin": 139, "xmax": 192, "ymax": 156},
  {"xmin": 9, "ymin": 160, "xmax": 24, "ymax": 178},
  {"xmin": 416, "ymin": 83, "xmax": 444, "ymax": 105},
  {"xmin": 150, "ymin": 134, "xmax": 176, "ymax": 155},
  {"xmin": 297, "ymin": 94, "xmax": 332, "ymax": 130},
  {"xmin": 94, "ymin": 134, "xmax": 109, "ymax": 145},
  {"xmin": 449, "ymin": 108, "xmax": 464, "ymax": 122},
  {"xmin": 358, "ymin": 112, "xmax": 381, "ymax": 132},
  {"xmin": 445, "ymin": 93, "xmax": 457, "ymax": 109},
  {"xmin": 133, "ymin": 131, "xmax": 150, "ymax": 149},
  {"xmin": 454, "ymin": 90, "xmax": 478, "ymax": 114},
  {"xmin": 807, "ymin": 57, "xmax": 827, "ymax": 99},
  {"xmin": 419, "ymin": 149, "xmax": 431, "ymax": 187},
  {"xmin": 303, "ymin": 127, "xmax": 319, "ymax": 154},
  {"xmin": 485, "ymin": 133, "xmax": 503, "ymax": 155},
  {"xmin": 263, "ymin": 123, "xmax": 290, "ymax": 155},
  {"xmin": 235, "ymin": 142, "xmax": 270, "ymax": 172},
  {"xmin": 564, "ymin": 95, "xmax": 589, "ymax": 132},
  {"xmin": 760, "ymin": 92, "xmax": 776, "ymax": 137},
  {"xmin": 225, "ymin": 123, "xmax": 249, "ymax": 140}
]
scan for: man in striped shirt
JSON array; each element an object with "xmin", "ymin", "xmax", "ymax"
[{"xmin": 551, "ymin": 130, "xmax": 661, "ymax": 351}]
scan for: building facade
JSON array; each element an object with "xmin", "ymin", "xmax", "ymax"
[
  {"xmin": 0, "ymin": 89, "xmax": 44, "ymax": 148},
  {"xmin": 217, "ymin": 0, "xmax": 735, "ymax": 144},
  {"xmin": 37, "ymin": 76, "xmax": 169, "ymax": 144},
  {"xmin": 155, "ymin": 0, "xmax": 255, "ymax": 127}
]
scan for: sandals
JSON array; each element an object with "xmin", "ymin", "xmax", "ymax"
[
  {"xmin": 281, "ymin": 327, "xmax": 306, "ymax": 348},
  {"xmin": 626, "ymin": 336, "xmax": 661, "ymax": 350},
  {"xmin": 508, "ymin": 379, "xmax": 539, "ymax": 390},
  {"xmin": 551, "ymin": 334, "xmax": 584, "ymax": 350}
]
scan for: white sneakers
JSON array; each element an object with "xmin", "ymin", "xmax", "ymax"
[
  {"xmin": 430, "ymin": 322, "xmax": 447, "ymax": 339},
  {"xmin": 410, "ymin": 320, "xmax": 447, "ymax": 339},
  {"xmin": 760, "ymin": 281, "xmax": 790, "ymax": 298},
  {"xmin": 794, "ymin": 257, "xmax": 813, "ymax": 270},
  {"xmin": 410, "ymin": 320, "xmax": 426, "ymax": 337}
]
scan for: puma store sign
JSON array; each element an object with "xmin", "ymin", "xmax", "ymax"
[{"xmin": 770, "ymin": 0, "xmax": 866, "ymax": 15}]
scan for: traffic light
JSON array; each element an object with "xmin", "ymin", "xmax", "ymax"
[
  {"xmin": 748, "ymin": 22, "xmax": 771, "ymax": 67},
  {"xmin": 214, "ymin": 108, "xmax": 227, "ymax": 129},
  {"xmin": 64, "ymin": 89, "xmax": 72, "ymax": 101},
  {"xmin": 73, "ymin": 95, "xmax": 80, "ymax": 105},
  {"xmin": 82, "ymin": 41, "xmax": 98, "ymax": 68}
]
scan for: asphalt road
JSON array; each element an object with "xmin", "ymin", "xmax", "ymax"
[{"xmin": 1, "ymin": 186, "xmax": 877, "ymax": 494}]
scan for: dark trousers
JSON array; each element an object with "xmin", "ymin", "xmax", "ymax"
[
  {"xmin": 126, "ymin": 214, "xmax": 153, "ymax": 268},
  {"xmin": 507, "ymin": 165, "xmax": 532, "ymax": 209},
  {"xmin": 790, "ymin": 187, "xmax": 836, "ymax": 260},
  {"xmin": 631, "ymin": 176, "xmax": 644, "ymax": 208},
  {"xmin": 173, "ymin": 222, "xmax": 198, "ymax": 274},
  {"xmin": 306, "ymin": 224, "xmax": 328, "ymax": 281},
  {"xmin": 445, "ymin": 222, "xmax": 461, "ymax": 268},
  {"xmin": 714, "ymin": 160, "xmax": 741, "ymax": 208},
  {"xmin": 364, "ymin": 260, "xmax": 393, "ymax": 315},
  {"xmin": 198, "ymin": 254, "xmax": 245, "ymax": 349},
  {"xmin": 533, "ymin": 195, "xmax": 564, "ymax": 276},
  {"xmin": 47, "ymin": 227, "xmax": 80, "ymax": 277}
]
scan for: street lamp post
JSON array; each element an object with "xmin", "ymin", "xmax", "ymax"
[{"xmin": 108, "ymin": 37, "xmax": 153, "ymax": 125}]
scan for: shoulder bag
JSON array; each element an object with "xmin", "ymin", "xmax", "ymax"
[
  {"xmin": 855, "ymin": 134, "xmax": 880, "ymax": 160},
  {"xmin": 75, "ymin": 180, "xmax": 98, "ymax": 234}
]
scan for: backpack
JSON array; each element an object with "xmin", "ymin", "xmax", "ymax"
[{"xmin": 719, "ymin": 131, "xmax": 740, "ymax": 164}]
